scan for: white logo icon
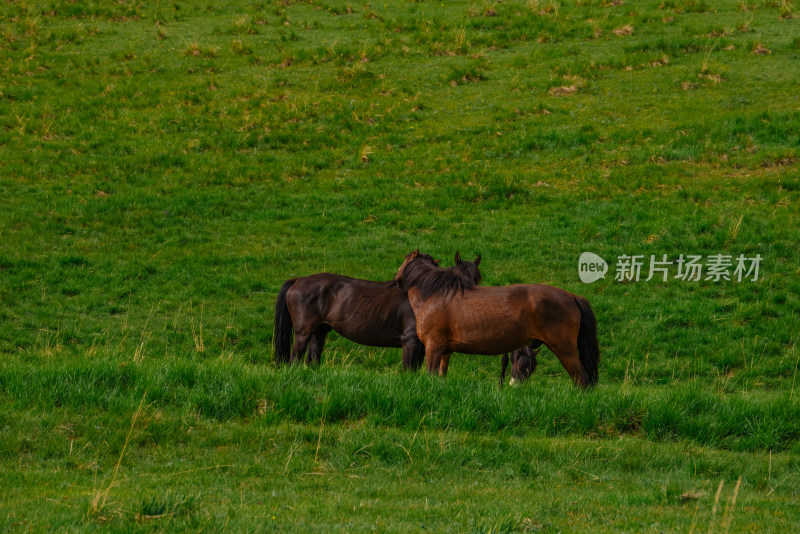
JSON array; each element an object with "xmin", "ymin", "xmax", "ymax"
[{"xmin": 579, "ymin": 252, "xmax": 608, "ymax": 283}]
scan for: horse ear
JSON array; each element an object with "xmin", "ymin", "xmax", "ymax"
[
  {"xmin": 454, "ymin": 251, "xmax": 462, "ymax": 265},
  {"xmin": 411, "ymin": 249, "xmax": 419, "ymax": 258},
  {"xmin": 434, "ymin": 259, "xmax": 441, "ymax": 266},
  {"xmin": 475, "ymin": 254, "xmax": 481, "ymax": 266}
]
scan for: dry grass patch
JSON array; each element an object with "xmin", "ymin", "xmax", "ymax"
[
  {"xmin": 650, "ymin": 55, "xmax": 669, "ymax": 67},
  {"xmin": 613, "ymin": 25, "xmax": 634, "ymax": 36},
  {"xmin": 549, "ymin": 85, "xmax": 578, "ymax": 96}
]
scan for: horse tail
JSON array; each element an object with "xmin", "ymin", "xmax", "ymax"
[
  {"xmin": 575, "ymin": 297, "xmax": 600, "ymax": 387},
  {"xmin": 274, "ymin": 279, "xmax": 296, "ymax": 364}
]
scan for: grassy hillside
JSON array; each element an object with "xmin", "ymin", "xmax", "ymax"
[{"xmin": 1, "ymin": 0, "xmax": 799, "ymax": 531}]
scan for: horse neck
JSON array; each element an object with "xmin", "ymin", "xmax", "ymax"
[{"xmin": 405, "ymin": 287, "xmax": 426, "ymax": 313}]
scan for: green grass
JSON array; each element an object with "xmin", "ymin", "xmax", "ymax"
[{"xmin": 1, "ymin": 0, "xmax": 799, "ymax": 530}]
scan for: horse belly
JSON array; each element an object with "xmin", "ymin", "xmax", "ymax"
[
  {"xmin": 448, "ymin": 337, "xmax": 530, "ymax": 355},
  {"xmin": 443, "ymin": 303, "xmax": 531, "ymax": 355},
  {"xmin": 326, "ymin": 313, "xmax": 404, "ymax": 348},
  {"xmin": 335, "ymin": 327, "xmax": 403, "ymax": 348}
]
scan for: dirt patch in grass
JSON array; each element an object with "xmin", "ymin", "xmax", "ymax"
[{"xmin": 549, "ymin": 85, "xmax": 579, "ymax": 96}]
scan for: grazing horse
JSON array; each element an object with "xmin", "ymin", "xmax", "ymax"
[
  {"xmin": 273, "ymin": 253, "xmax": 482, "ymax": 369},
  {"xmin": 499, "ymin": 343, "xmax": 542, "ymax": 387},
  {"xmin": 395, "ymin": 250, "xmax": 599, "ymax": 388}
]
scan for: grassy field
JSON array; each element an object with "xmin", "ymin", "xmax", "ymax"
[{"xmin": 2, "ymin": 0, "xmax": 800, "ymax": 531}]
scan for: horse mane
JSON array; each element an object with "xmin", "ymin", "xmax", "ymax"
[
  {"xmin": 402, "ymin": 256, "xmax": 479, "ymax": 301},
  {"xmin": 386, "ymin": 253, "xmax": 439, "ymax": 288}
]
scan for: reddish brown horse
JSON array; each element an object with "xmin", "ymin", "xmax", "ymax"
[
  {"xmin": 395, "ymin": 250, "xmax": 599, "ymax": 387},
  {"xmin": 274, "ymin": 253, "xmax": 482, "ymax": 369}
]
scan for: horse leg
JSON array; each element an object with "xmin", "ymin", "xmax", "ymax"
[
  {"xmin": 400, "ymin": 342, "xmax": 416, "ymax": 370},
  {"xmin": 425, "ymin": 342, "xmax": 446, "ymax": 375},
  {"xmin": 306, "ymin": 324, "xmax": 331, "ymax": 365},
  {"xmin": 400, "ymin": 333, "xmax": 423, "ymax": 371},
  {"xmin": 290, "ymin": 335, "xmax": 310, "ymax": 363},
  {"xmin": 500, "ymin": 354, "xmax": 510, "ymax": 388},
  {"xmin": 400, "ymin": 317, "xmax": 424, "ymax": 370},
  {"xmin": 289, "ymin": 323, "xmax": 316, "ymax": 364},
  {"xmin": 438, "ymin": 352, "xmax": 452, "ymax": 377},
  {"xmin": 547, "ymin": 339, "xmax": 590, "ymax": 388}
]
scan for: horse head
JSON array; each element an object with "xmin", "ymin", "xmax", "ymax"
[
  {"xmin": 507, "ymin": 344, "xmax": 541, "ymax": 386},
  {"xmin": 451, "ymin": 251, "xmax": 482, "ymax": 286}
]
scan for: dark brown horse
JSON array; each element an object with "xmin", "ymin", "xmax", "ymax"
[
  {"xmin": 395, "ymin": 250, "xmax": 599, "ymax": 387},
  {"xmin": 500, "ymin": 343, "xmax": 541, "ymax": 387},
  {"xmin": 274, "ymin": 253, "xmax": 482, "ymax": 369}
]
